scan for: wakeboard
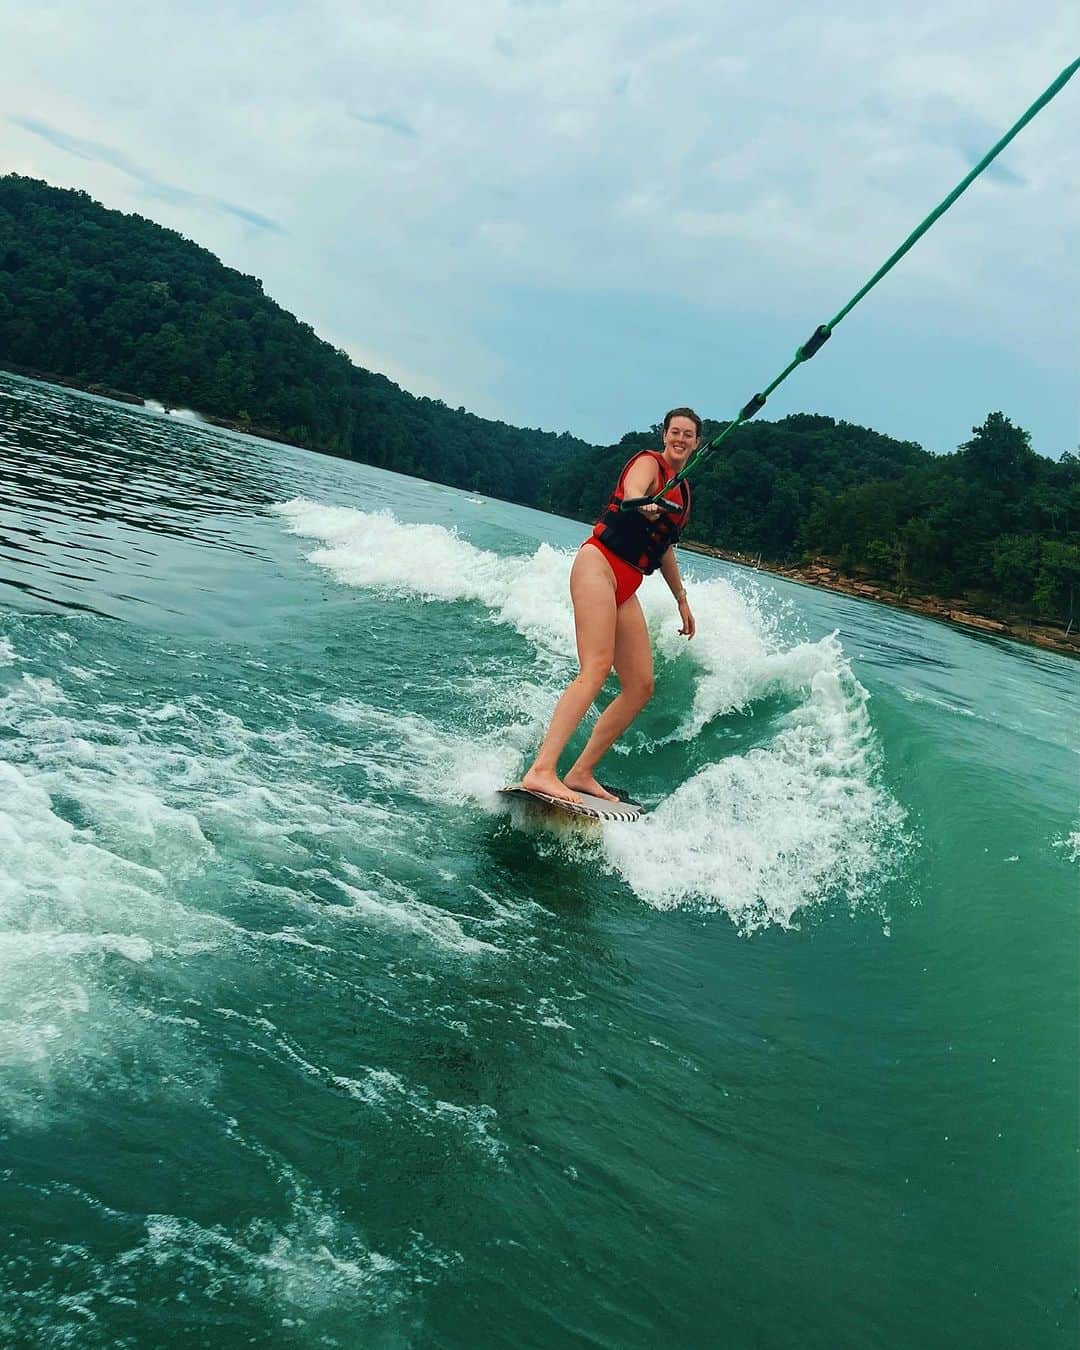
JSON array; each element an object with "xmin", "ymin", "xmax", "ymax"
[{"xmin": 499, "ymin": 784, "xmax": 643, "ymax": 823}]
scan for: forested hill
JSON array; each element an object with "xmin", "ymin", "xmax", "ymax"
[
  {"xmin": 546, "ymin": 411, "xmax": 1080, "ymax": 628},
  {"xmin": 543, "ymin": 412, "xmax": 932, "ymax": 556},
  {"xmin": 3, "ymin": 174, "xmax": 1077, "ymax": 628},
  {"xmin": 0, "ymin": 174, "xmax": 589, "ymax": 505}
]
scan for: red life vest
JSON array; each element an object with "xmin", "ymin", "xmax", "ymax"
[{"xmin": 592, "ymin": 450, "xmax": 691, "ymax": 574}]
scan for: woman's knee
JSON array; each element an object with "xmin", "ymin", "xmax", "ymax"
[
  {"xmin": 622, "ymin": 672, "xmax": 654, "ymax": 706},
  {"xmin": 577, "ymin": 659, "xmax": 613, "ymax": 695}
]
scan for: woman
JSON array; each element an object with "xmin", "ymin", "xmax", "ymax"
[{"xmin": 521, "ymin": 407, "xmax": 699, "ymax": 805}]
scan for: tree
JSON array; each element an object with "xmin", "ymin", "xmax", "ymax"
[
  {"xmin": 0, "ymin": 173, "xmax": 590, "ymax": 509},
  {"xmin": 957, "ymin": 412, "xmax": 1037, "ymax": 493},
  {"xmin": 1034, "ymin": 542, "xmax": 1080, "ymax": 628}
]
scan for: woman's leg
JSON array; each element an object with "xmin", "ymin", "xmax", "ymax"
[
  {"xmin": 521, "ymin": 546, "xmax": 618, "ymax": 803},
  {"xmin": 564, "ymin": 593, "xmax": 654, "ymax": 798}
]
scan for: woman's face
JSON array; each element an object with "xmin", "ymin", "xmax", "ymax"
[{"xmin": 662, "ymin": 416, "xmax": 699, "ymax": 466}]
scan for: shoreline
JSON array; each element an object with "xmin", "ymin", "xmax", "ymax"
[
  {"xmin": 0, "ymin": 363, "xmax": 318, "ymax": 451},
  {"xmin": 4, "ymin": 364, "xmax": 1076, "ymax": 661},
  {"xmin": 681, "ymin": 540, "xmax": 1080, "ymax": 661}
]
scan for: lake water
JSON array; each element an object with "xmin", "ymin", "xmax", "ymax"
[{"xmin": 1, "ymin": 371, "xmax": 1076, "ymax": 1348}]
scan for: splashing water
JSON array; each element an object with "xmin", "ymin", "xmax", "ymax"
[
  {"xmin": 275, "ymin": 498, "xmax": 906, "ymax": 928},
  {"xmin": 4, "ymin": 376, "xmax": 1076, "ymax": 1350}
]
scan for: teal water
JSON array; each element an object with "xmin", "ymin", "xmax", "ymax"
[{"xmin": 1, "ymin": 371, "xmax": 1076, "ymax": 1349}]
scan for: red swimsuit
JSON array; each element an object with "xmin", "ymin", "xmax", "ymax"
[
  {"xmin": 583, "ymin": 536, "xmax": 644, "ymax": 606},
  {"xmin": 582, "ymin": 452, "xmax": 689, "ymax": 606}
]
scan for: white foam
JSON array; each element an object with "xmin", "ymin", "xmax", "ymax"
[
  {"xmin": 0, "ymin": 672, "xmax": 402, "ymax": 1102},
  {"xmin": 603, "ymin": 655, "xmax": 906, "ymax": 930},
  {"xmin": 275, "ymin": 501, "xmax": 906, "ymax": 927},
  {"xmin": 326, "ymin": 866, "xmax": 502, "ymax": 956},
  {"xmin": 326, "ymin": 698, "xmax": 524, "ymax": 808},
  {"xmin": 0, "ymin": 1160, "xmax": 416, "ymax": 1340},
  {"xmin": 274, "ymin": 499, "xmax": 778, "ymax": 671},
  {"xmin": 142, "ymin": 400, "xmax": 204, "ymax": 422},
  {"xmin": 130, "ymin": 1199, "xmax": 401, "ymax": 1317},
  {"xmin": 274, "ymin": 496, "xmax": 796, "ymax": 752},
  {"xmin": 1053, "ymin": 828, "xmax": 1080, "ymax": 864},
  {"xmin": 0, "ymin": 931, "xmax": 153, "ymax": 964},
  {"xmin": 277, "ymin": 498, "xmax": 581, "ymax": 657},
  {"xmin": 332, "ymin": 1066, "xmax": 503, "ymax": 1160},
  {"xmin": 653, "ymin": 620, "xmax": 843, "ymax": 745},
  {"xmin": 0, "ymin": 749, "xmax": 213, "ymax": 1101}
]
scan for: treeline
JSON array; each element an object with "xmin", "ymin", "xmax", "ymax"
[
  {"xmin": 0, "ymin": 175, "xmax": 588, "ymax": 506},
  {"xmin": 545, "ymin": 412, "xmax": 1080, "ymax": 627},
  {"xmin": 3, "ymin": 174, "xmax": 1077, "ymax": 627}
]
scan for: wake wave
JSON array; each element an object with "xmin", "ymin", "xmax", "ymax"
[
  {"xmin": 277, "ymin": 498, "xmax": 581, "ymax": 656},
  {"xmin": 276, "ymin": 499, "xmax": 909, "ymax": 928},
  {"xmin": 604, "ymin": 650, "xmax": 904, "ymax": 928}
]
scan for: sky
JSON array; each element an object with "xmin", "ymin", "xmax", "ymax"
[{"xmin": 1, "ymin": 1, "xmax": 1077, "ymax": 457}]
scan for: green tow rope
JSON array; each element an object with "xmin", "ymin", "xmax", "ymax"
[{"xmin": 623, "ymin": 57, "xmax": 1080, "ymax": 512}]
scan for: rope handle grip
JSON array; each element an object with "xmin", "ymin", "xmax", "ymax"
[{"xmin": 619, "ymin": 495, "xmax": 682, "ymax": 513}]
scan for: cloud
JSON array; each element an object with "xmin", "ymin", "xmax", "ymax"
[
  {"xmin": 10, "ymin": 116, "xmax": 284, "ymax": 234},
  {"xmin": 348, "ymin": 110, "xmax": 417, "ymax": 137},
  {"xmin": 969, "ymin": 155, "xmax": 1026, "ymax": 187},
  {"xmin": 0, "ymin": 0, "xmax": 1075, "ymax": 453}
]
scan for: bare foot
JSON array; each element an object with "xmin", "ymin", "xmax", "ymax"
[
  {"xmin": 563, "ymin": 773, "xmax": 619, "ymax": 802},
  {"xmin": 520, "ymin": 768, "xmax": 583, "ymax": 804}
]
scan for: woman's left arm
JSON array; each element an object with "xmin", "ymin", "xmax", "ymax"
[{"xmin": 659, "ymin": 549, "xmax": 695, "ymax": 639}]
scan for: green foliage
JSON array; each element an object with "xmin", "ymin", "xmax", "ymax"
[
  {"xmin": 0, "ymin": 174, "xmax": 589, "ymax": 507},
  {"xmin": 4, "ymin": 174, "xmax": 1076, "ymax": 627},
  {"xmin": 1034, "ymin": 541, "xmax": 1080, "ymax": 624},
  {"xmin": 548, "ymin": 409, "xmax": 1078, "ymax": 626}
]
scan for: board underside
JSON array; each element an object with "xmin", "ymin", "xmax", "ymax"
[{"xmin": 499, "ymin": 784, "xmax": 643, "ymax": 823}]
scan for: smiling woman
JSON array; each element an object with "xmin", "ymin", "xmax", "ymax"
[{"xmin": 519, "ymin": 407, "xmax": 700, "ymax": 807}]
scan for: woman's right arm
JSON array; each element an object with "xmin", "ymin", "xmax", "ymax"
[{"xmin": 620, "ymin": 454, "xmax": 664, "ymax": 517}]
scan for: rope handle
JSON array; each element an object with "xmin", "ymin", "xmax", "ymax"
[{"xmin": 620, "ymin": 495, "xmax": 682, "ymax": 513}]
